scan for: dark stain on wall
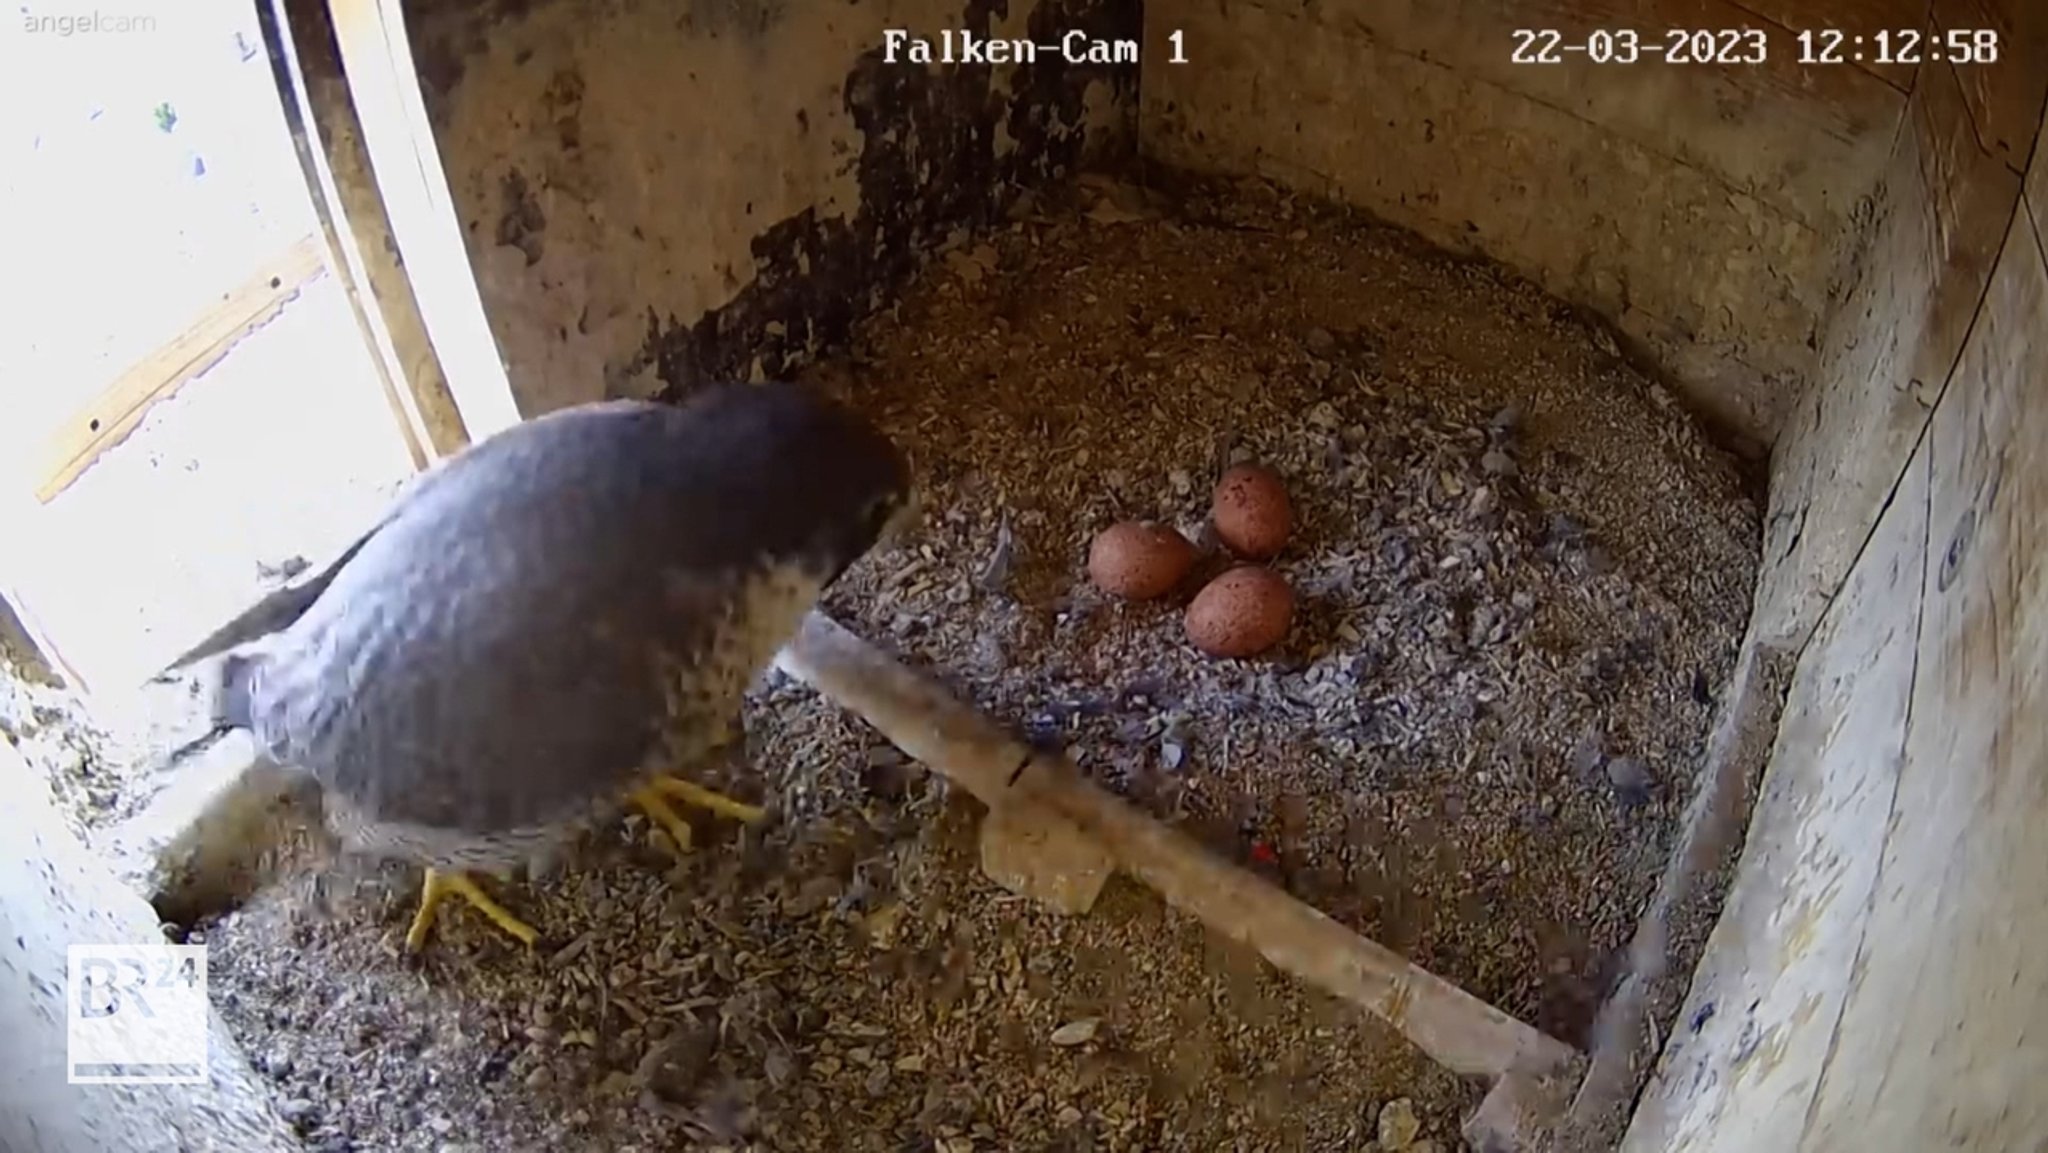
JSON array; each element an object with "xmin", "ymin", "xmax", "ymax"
[
  {"xmin": 410, "ymin": 0, "xmax": 807, "ymax": 139},
  {"xmin": 539, "ymin": 66, "xmax": 585, "ymax": 153},
  {"xmin": 497, "ymin": 168, "xmax": 547, "ymax": 265},
  {"xmin": 634, "ymin": 0, "xmax": 1143, "ymax": 398},
  {"xmin": 394, "ymin": 0, "xmax": 1138, "ymax": 407},
  {"xmin": 405, "ymin": 0, "xmax": 547, "ymax": 116}
]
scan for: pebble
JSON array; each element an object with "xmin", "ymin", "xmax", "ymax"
[
  {"xmin": 1050, "ymin": 1018, "xmax": 1100, "ymax": 1046},
  {"xmin": 1570, "ymin": 729, "xmax": 1605, "ymax": 780},
  {"xmin": 279, "ymin": 1098, "xmax": 319, "ymax": 1128},
  {"xmin": 1377, "ymin": 1097, "xmax": 1421, "ymax": 1149},
  {"xmin": 1467, "ymin": 605, "xmax": 1502, "ymax": 649},
  {"xmin": 1606, "ymin": 755, "xmax": 1656, "ymax": 808}
]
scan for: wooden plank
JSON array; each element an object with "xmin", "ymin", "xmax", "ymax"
[
  {"xmin": 1749, "ymin": 36, "xmax": 2020, "ymax": 651},
  {"xmin": 263, "ymin": 0, "xmax": 472, "ymax": 464},
  {"xmin": 1802, "ymin": 197, "xmax": 2048, "ymax": 1152},
  {"xmin": 34, "ymin": 234, "xmax": 326, "ymax": 505},
  {"xmin": 1906, "ymin": 39, "xmax": 2027, "ymax": 392},
  {"xmin": 1933, "ymin": 0, "xmax": 2048, "ymax": 172},
  {"xmin": 2032, "ymin": 90, "xmax": 2048, "ymax": 213},
  {"xmin": 322, "ymin": 0, "xmax": 522, "ymax": 443},
  {"xmin": 773, "ymin": 611, "xmax": 1581, "ymax": 1082},
  {"xmin": 1621, "ymin": 440, "xmax": 1928, "ymax": 1152}
]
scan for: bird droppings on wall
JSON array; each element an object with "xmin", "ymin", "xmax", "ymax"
[
  {"xmin": 496, "ymin": 168, "xmax": 547, "ymax": 266},
  {"xmin": 634, "ymin": 0, "xmax": 1142, "ymax": 397},
  {"xmin": 403, "ymin": 0, "xmax": 549, "ymax": 104},
  {"xmin": 395, "ymin": 0, "xmax": 1139, "ymax": 417},
  {"xmin": 537, "ymin": 65, "xmax": 583, "ymax": 153}
]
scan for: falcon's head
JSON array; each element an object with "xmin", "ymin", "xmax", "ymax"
[{"xmin": 673, "ymin": 381, "xmax": 917, "ymax": 588}]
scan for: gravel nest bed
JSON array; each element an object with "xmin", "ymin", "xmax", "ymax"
[{"xmin": 193, "ymin": 175, "xmax": 1760, "ymax": 1153}]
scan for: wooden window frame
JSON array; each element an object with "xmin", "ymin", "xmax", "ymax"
[{"xmin": 10, "ymin": 0, "xmax": 523, "ymax": 696}]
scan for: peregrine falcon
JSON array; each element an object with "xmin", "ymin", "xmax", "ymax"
[{"xmin": 165, "ymin": 382, "xmax": 915, "ymax": 951}]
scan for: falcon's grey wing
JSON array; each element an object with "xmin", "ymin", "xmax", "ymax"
[
  {"xmin": 154, "ymin": 452, "xmax": 494, "ymax": 679},
  {"xmin": 153, "ymin": 522, "xmax": 381, "ymax": 679},
  {"xmin": 238, "ymin": 405, "xmax": 783, "ymax": 838}
]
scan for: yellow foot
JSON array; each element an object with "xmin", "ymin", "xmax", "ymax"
[
  {"xmin": 628, "ymin": 774, "xmax": 767, "ymax": 856},
  {"xmin": 404, "ymin": 867, "xmax": 539, "ymax": 953}
]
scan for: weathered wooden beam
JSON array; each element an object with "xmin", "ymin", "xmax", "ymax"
[
  {"xmin": 314, "ymin": 0, "xmax": 522, "ymax": 443},
  {"xmin": 773, "ymin": 610, "xmax": 1581, "ymax": 1085},
  {"xmin": 259, "ymin": 0, "xmax": 469, "ymax": 463}
]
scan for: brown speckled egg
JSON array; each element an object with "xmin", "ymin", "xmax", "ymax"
[
  {"xmin": 1088, "ymin": 521, "xmax": 1197, "ymax": 600},
  {"xmin": 1184, "ymin": 566, "xmax": 1293, "ymax": 658},
  {"xmin": 1211, "ymin": 464, "xmax": 1292, "ymax": 559}
]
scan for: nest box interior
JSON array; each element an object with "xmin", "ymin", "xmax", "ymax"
[{"xmin": 3, "ymin": 1, "xmax": 2042, "ymax": 1151}]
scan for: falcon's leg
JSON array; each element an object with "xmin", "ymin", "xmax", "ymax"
[
  {"xmin": 404, "ymin": 868, "xmax": 540, "ymax": 952},
  {"xmin": 629, "ymin": 776, "xmax": 766, "ymax": 857}
]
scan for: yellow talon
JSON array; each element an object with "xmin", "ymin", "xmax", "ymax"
[
  {"xmin": 404, "ymin": 867, "xmax": 539, "ymax": 952},
  {"xmin": 630, "ymin": 786, "xmax": 696, "ymax": 853},
  {"xmin": 649, "ymin": 774, "xmax": 766, "ymax": 823},
  {"xmin": 629, "ymin": 774, "xmax": 766, "ymax": 856}
]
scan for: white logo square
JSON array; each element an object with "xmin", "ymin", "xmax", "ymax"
[{"xmin": 66, "ymin": 943, "xmax": 209, "ymax": 1084}]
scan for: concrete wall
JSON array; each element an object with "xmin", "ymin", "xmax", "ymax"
[
  {"xmin": 1623, "ymin": 30, "xmax": 2048, "ymax": 1152},
  {"xmin": 385, "ymin": 0, "xmax": 1140, "ymax": 418},
  {"xmin": 1137, "ymin": 0, "xmax": 1917, "ymax": 457}
]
